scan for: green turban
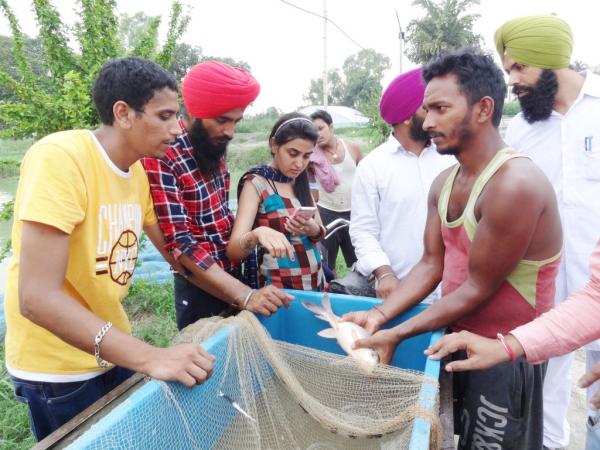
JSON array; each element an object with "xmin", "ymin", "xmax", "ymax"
[{"xmin": 494, "ymin": 15, "xmax": 573, "ymax": 69}]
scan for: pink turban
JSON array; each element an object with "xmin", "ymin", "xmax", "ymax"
[
  {"xmin": 379, "ymin": 67, "xmax": 425, "ymax": 125},
  {"xmin": 181, "ymin": 61, "xmax": 260, "ymax": 119}
]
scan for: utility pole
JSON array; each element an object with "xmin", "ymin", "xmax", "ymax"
[
  {"xmin": 322, "ymin": 0, "xmax": 328, "ymax": 109},
  {"xmin": 395, "ymin": 10, "xmax": 405, "ymax": 73}
]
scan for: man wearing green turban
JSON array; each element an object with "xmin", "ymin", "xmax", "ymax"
[
  {"xmin": 495, "ymin": 15, "xmax": 573, "ymax": 70},
  {"xmin": 497, "ymin": 14, "xmax": 600, "ymax": 450}
]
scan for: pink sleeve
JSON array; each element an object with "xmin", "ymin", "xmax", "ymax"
[{"xmin": 511, "ymin": 239, "xmax": 600, "ymax": 364}]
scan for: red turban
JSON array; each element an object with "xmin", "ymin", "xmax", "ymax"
[
  {"xmin": 181, "ymin": 61, "xmax": 260, "ymax": 119},
  {"xmin": 379, "ymin": 67, "xmax": 425, "ymax": 125}
]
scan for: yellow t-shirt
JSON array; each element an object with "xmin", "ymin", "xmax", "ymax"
[{"xmin": 4, "ymin": 130, "xmax": 157, "ymax": 378}]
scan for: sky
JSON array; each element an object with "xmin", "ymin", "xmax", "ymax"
[{"xmin": 1, "ymin": 0, "xmax": 599, "ymax": 115}]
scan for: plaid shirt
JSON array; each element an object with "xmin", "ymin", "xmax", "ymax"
[{"xmin": 141, "ymin": 120, "xmax": 235, "ymax": 271}]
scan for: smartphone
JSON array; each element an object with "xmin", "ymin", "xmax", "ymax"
[{"xmin": 292, "ymin": 206, "xmax": 316, "ymax": 220}]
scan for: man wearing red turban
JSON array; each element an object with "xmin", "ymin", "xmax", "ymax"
[{"xmin": 142, "ymin": 61, "xmax": 292, "ymax": 330}]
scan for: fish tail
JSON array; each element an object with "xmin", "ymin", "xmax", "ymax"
[
  {"xmin": 301, "ymin": 301, "xmax": 329, "ymax": 322},
  {"xmin": 321, "ymin": 293, "xmax": 338, "ymax": 321}
]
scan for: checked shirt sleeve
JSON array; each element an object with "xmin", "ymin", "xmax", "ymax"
[{"xmin": 142, "ymin": 157, "xmax": 216, "ymax": 271}]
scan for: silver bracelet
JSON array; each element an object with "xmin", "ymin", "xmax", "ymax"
[
  {"xmin": 242, "ymin": 289, "xmax": 256, "ymax": 309},
  {"xmin": 94, "ymin": 322, "xmax": 113, "ymax": 369},
  {"xmin": 376, "ymin": 272, "xmax": 395, "ymax": 282}
]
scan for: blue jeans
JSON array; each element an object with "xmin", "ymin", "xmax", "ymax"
[{"xmin": 11, "ymin": 366, "xmax": 134, "ymax": 441}]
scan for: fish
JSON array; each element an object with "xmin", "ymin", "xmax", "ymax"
[{"xmin": 302, "ymin": 293, "xmax": 379, "ymax": 374}]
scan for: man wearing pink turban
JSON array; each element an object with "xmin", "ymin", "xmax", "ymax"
[
  {"xmin": 142, "ymin": 61, "xmax": 292, "ymax": 330},
  {"xmin": 344, "ymin": 67, "xmax": 454, "ymax": 301}
]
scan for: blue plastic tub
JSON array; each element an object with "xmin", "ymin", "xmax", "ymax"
[{"xmin": 65, "ymin": 290, "xmax": 442, "ymax": 449}]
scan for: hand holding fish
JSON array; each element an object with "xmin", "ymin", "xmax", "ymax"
[
  {"xmin": 351, "ymin": 329, "xmax": 400, "ymax": 366},
  {"xmin": 339, "ymin": 308, "xmax": 386, "ymax": 335},
  {"xmin": 302, "ymin": 293, "xmax": 380, "ymax": 374}
]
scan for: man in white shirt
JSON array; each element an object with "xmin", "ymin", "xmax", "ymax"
[
  {"xmin": 350, "ymin": 67, "xmax": 454, "ymax": 300},
  {"xmin": 496, "ymin": 15, "xmax": 600, "ymax": 450}
]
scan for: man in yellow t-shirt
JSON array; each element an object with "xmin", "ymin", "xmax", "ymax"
[{"xmin": 4, "ymin": 57, "xmax": 215, "ymax": 441}]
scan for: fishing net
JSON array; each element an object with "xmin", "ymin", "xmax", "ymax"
[{"xmin": 71, "ymin": 311, "xmax": 440, "ymax": 450}]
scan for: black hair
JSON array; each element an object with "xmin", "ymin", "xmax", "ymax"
[
  {"xmin": 92, "ymin": 57, "xmax": 178, "ymax": 125},
  {"xmin": 309, "ymin": 109, "xmax": 333, "ymax": 126},
  {"xmin": 269, "ymin": 112, "xmax": 319, "ymax": 207},
  {"xmin": 422, "ymin": 49, "xmax": 506, "ymax": 128}
]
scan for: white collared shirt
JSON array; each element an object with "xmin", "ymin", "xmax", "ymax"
[
  {"xmin": 506, "ymin": 71, "xmax": 600, "ymax": 340},
  {"xmin": 350, "ymin": 134, "xmax": 455, "ymax": 301}
]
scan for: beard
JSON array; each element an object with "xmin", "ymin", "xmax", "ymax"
[
  {"xmin": 409, "ymin": 114, "xmax": 431, "ymax": 142},
  {"xmin": 431, "ymin": 110, "xmax": 473, "ymax": 156},
  {"xmin": 514, "ymin": 69, "xmax": 558, "ymax": 124},
  {"xmin": 188, "ymin": 119, "xmax": 231, "ymax": 176}
]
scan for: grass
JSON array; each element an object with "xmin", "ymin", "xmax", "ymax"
[
  {"xmin": 122, "ymin": 280, "xmax": 178, "ymax": 347},
  {"xmin": 228, "ymin": 143, "xmax": 271, "ymax": 191},
  {"xmin": 334, "ymin": 252, "xmax": 350, "ymax": 278},
  {"xmin": 0, "ymin": 344, "xmax": 36, "ymax": 450},
  {"xmin": 0, "ymin": 279, "xmax": 177, "ymax": 448},
  {"xmin": 0, "ymin": 139, "xmax": 32, "ymax": 162},
  {"xmin": 235, "ymin": 117, "xmax": 274, "ymax": 134},
  {"xmin": 0, "ymin": 139, "xmax": 31, "ymax": 179}
]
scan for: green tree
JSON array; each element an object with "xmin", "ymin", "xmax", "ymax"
[
  {"xmin": 341, "ymin": 49, "xmax": 390, "ymax": 112},
  {"xmin": 304, "ymin": 69, "xmax": 344, "ymax": 106},
  {"xmin": 571, "ymin": 60, "xmax": 588, "ymax": 72},
  {"xmin": 169, "ymin": 42, "xmax": 202, "ymax": 81},
  {"xmin": 0, "ymin": 0, "xmax": 190, "ymax": 139},
  {"xmin": 0, "ymin": 34, "xmax": 46, "ymax": 102},
  {"xmin": 361, "ymin": 90, "xmax": 391, "ymax": 147},
  {"xmin": 405, "ymin": 0, "xmax": 482, "ymax": 65},
  {"xmin": 503, "ymin": 100, "xmax": 521, "ymax": 117},
  {"xmin": 119, "ymin": 11, "xmax": 158, "ymax": 53},
  {"xmin": 304, "ymin": 49, "xmax": 390, "ymax": 112},
  {"xmin": 117, "ymin": 11, "xmax": 204, "ymax": 81},
  {"xmin": 255, "ymin": 106, "xmax": 282, "ymax": 120},
  {"xmin": 202, "ymin": 55, "xmax": 251, "ymax": 73}
]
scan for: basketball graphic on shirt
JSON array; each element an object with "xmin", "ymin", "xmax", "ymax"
[{"xmin": 108, "ymin": 230, "xmax": 139, "ymax": 285}]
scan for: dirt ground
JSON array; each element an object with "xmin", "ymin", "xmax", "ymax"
[{"xmin": 567, "ymin": 349, "xmax": 589, "ymax": 449}]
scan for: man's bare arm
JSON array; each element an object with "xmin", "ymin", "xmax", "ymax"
[
  {"xmin": 390, "ymin": 164, "xmax": 553, "ymax": 340},
  {"xmin": 375, "ymin": 171, "xmax": 447, "ymax": 319},
  {"xmin": 19, "ymin": 221, "xmax": 214, "ymax": 387}
]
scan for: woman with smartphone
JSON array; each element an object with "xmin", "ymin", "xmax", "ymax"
[{"xmin": 226, "ymin": 112, "xmax": 325, "ymax": 291}]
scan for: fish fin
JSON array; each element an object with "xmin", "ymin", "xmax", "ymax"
[
  {"xmin": 321, "ymin": 292, "xmax": 338, "ymax": 320},
  {"xmin": 301, "ymin": 301, "xmax": 329, "ymax": 322},
  {"xmin": 317, "ymin": 328, "xmax": 337, "ymax": 339}
]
